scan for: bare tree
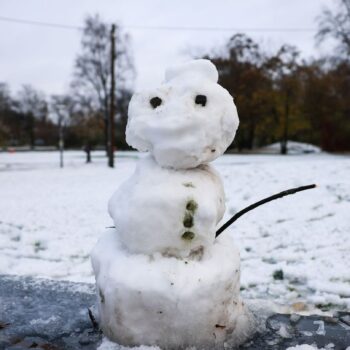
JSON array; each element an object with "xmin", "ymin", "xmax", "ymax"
[
  {"xmin": 0, "ymin": 83, "xmax": 12, "ymax": 145},
  {"xmin": 15, "ymin": 85, "xmax": 47, "ymax": 149},
  {"xmin": 265, "ymin": 45, "xmax": 300, "ymax": 154},
  {"xmin": 316, "ymin": 0, "xmax": 350, "ymax": 59},
  {"xmin": 51, "ymin": 95, "xmax": 74, "ymax": 167},
  {"xmin": 69, "ymin": 93, "xmax": 104, "ymax": 163},
  {"xmin": 71, "ymin": 14, "xmax": 134, "ymax": 157},
  {"xmin": 0, "ymin": 83, "xmax": 11, "ymax": 111}
]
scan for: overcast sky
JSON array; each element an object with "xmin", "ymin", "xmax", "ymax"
[{"xmin": 0, "ymin": 0, "xmax": 335, "ymax": 96}]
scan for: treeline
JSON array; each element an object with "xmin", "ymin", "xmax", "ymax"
[
  {"xmin": 1, "ymin": 1, "xmax": 350, "ymax": 153},
  {"xmin": 210, "ymin": 0, "xmax": 350, "ymax": 152},
  {"xmin": 0, "ymin": 84, "xmax": 56, "ymax": 148},
  {"xmin": 206, "ymin": 34, "xmax": 350, "ymax": 152},
  {"xmin": 0, "ymin": 14, "xmax": 134, "ymax": 152}
]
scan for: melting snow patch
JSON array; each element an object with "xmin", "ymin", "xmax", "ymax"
[
  {"xmin": 29, "ymin": 315, "xmax": 58, "ymax": 325},
  {"xmin": 97, "ymin": 337, "xmax": 161, "ymax": 350}
]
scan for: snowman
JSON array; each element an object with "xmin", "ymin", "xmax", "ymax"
[{"xmin": 91, "ymin": 59, "xmax": 254, "ymax": 349}]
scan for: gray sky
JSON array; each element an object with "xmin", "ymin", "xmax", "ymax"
[{"xmin": 0, "ymin": 0, "xmax": 334, "ymax": 96}]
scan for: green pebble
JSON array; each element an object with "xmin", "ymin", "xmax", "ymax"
[
  {"xmin": 183, "ymin": 212, "xmax": 194, "ymax": 228},
  {"xmin": 182, "ymin": 231, "xmax": 195, "ymax": 241},
  {"xmin": 272, "ymin": 269, "xmax": 284, "ymax": 280},
  {"xmin": 186, "ymin": 199, "xmax": 198, "ymax": 213}
]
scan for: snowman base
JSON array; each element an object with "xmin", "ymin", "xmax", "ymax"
[{"xmin": 91, "ymin": 230, "xmax": 254, "ymax": 349}]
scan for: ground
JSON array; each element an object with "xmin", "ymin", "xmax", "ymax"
[{"xmin": 0, "ymin": 150, "xmax": 349, "ymax": 313}]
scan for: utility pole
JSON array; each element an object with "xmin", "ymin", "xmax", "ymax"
[
  {"xmin": 58, "ymin": 115, "xmax": 64, "ymax": 168},
  {"xmin": 53, "ymin": 97, "xmax": 66, "ymax": 169},
  {"xmin": 108, "ymin": 23, "xmax": 116, "ymax": 168}
]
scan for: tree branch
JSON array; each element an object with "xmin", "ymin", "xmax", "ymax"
[
  {"xmin": 216, "ymin": 184, "xmax": 316, "ymax": 238},
  {"xmin": 88, "ymin": 308, "xmax": 99, "ymax": 331}
]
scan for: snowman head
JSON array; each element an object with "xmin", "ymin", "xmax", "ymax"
[{"xmin": 126, "ymin": 59, "xmax": 239, "ymax": 169}]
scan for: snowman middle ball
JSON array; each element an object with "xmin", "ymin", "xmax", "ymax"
[{"xmin": 108, "ymin": 156, "xmax": 225, "ymax": 258}]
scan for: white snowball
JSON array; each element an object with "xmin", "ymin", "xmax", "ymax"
[
  {"xmin": 108, "ymin": 155, "xmax": 225, "ymax": 258},
  {"xmin": 126, "ymin": 59, "xmax": 239, "ymax": 169},
  {"xmin": 164, "ymin": 59, "xmax": 219, "ymax": 84},
  {"xmin": 91, "ymin": 229, "xmax": 254, "ymax": 349}
]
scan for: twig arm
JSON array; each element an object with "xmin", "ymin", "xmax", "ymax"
[{"xmin": 216, "ymin": 184, "xmax": 316, "ymax": 238}]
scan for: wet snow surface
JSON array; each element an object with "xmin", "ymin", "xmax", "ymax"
[{"xmin": 0, "ymin": 151, "xmax": 349, "ymax": 312}]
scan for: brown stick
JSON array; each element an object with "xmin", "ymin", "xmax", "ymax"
[
  {"xmin": 216, "ymin": 184, "xmax": 316, "ymax": 238},
  {"xmin": 88, "ymin": 308, "xmax": 99, "ymax": 330}
]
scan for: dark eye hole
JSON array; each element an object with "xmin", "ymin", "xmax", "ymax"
[
  {"xmin": 195, "ymin": 95, "xmax": 207, "ymax": 107},
  {"xmin": 150, "ymin": 97, "xmax": 162, "ymax": 109}
]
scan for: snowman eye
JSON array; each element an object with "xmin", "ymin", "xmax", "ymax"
[
  {"xmin": 195, "ymin": 95, "xmax": 207, "ymax": 107},
  {"xmin": 150, "ymin": 97, "xmax": 162, "ymax": 109}
]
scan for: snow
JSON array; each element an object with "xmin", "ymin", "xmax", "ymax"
[
  {"xmin": 97, "ymin": 337, "xmax": 161, "ymax": 350},
  {"xmin": 91, "ymin": 229, "xmax": 253, "ymax": 348},
  {"xmin": 106, "ymin": 58, "xmax": 246, "ymax": 348},
  {"xmin": 108, "ymin": 155, "xmax": 225, "ymax": 257},
  {"xmin": 286, "ymin": 344, "xmax": 336, "ymax": 350},
  {"xmin": 164, "ymin": 59, "xmax": 219, "ymax": 84},
  {"xmin": 286, "ymin": 345, "xmax": 319, "ymax": 350},
  {"xmin": 262, "ymin": 141, "xmax": 322, "ymax": 154},
  {"xmin": 126, "ymin": 59, "xmax": 239, "ymax": 169},
  {"xmin": 0, "ymin": 150, "xmax": 349, "ymax": 312},
  {"xmin": 29, "ymin": 315, "xmax": 58, "ymax": 325},
  {"xmin": 99, "ymin": 59, "xmax": 250, "ymax": 347}
]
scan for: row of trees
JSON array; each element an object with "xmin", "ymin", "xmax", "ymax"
[
  {"xmin": 207, "ymin": 34, "xmax": 350, "ymax": 152},
  {"xmin": 0, "ymin": 1, "xmax": 349, "ymax": 154},
  {"xmin": 0, "ymin": 84, "xmax": 56, "ymax": 148},
  {"xmin": 0, "ymin": 14, "xmax": 134, "ymax": 156},
  {"xmin": 203, "ymin": 0, "xmax": 350, "ymax": 153}
]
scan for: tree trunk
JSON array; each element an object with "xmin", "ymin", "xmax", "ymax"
[
  {"xmin": 108, "ymin": 24, "xmax": 116, "ymax": 168},
  {"xmin": 104, "ymin": 110, "xmax": 109, "ymax": 157},
  {"xmin": 59, "ymin": 120, "xmax": 64, "ymax": 168},
  {"xmin": 248, "ymin": 119, "xmax": 256, "ymax": 150},
  {"xmin": 29, "ymin": 114, "xmax": 35, "ymax": 150},
  {"xmin": 85, "ymin": 143, "xmax": 92, "ymax": 163},
  {"xmin": 281, "ymin": 90, "xmax": 290, "ymax": 155}
]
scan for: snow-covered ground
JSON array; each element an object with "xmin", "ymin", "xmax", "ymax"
[
  {"xmin": 0, "ymin": 150, "xmax": 349, "ymax": 312},
  {"xmin": 261, "ymin": 141, "xmax": 322, "ymax": 154}
]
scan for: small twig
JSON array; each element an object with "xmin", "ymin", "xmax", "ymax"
[
  {"xmin": 105, "ymin": 226, "xmax": 115, "ymax": 229},
  {"xmin": 88, "ymin": 308, "xmax": 99, "ymax": 330},
  {"xmin": 0, "ymin": 321, "xmax": 10, "ymax": 329},
  {"xmin": 216, "ymin": 184, "xmax": 316, "ymax": 238}
]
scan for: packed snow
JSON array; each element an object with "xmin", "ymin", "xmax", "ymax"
[
  {"xmin": 126, "ymin": 59, "xmax": 239, "ymax": 169},
  {"xmin": 286, "ymin": 344, "xmax": 338, "ymax": 350},
  {"xmin": 92, "ymin": 229, "xmax": 252, "ymax": 348},
  {"xmin": 98, "ymin": 59, "xmax": 252, "ymax": 347},
  {"xmin": 108, "ymin": 155, "xmax": 225, "ymax": 257},
  {"xmin": 0, "ymin": 150, "xmax": 349, "ymax": 313},
  {"xmin": 97, "ymin": 337, "xmax": 161, "ymax": 350},
  {"xmin": 262, "ymin": 141, "xmax": 322, "ymax": 155}
]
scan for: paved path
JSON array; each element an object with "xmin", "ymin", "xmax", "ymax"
[{"xmin": 0, "ymin": 275, "xmax": 349, "ymax": 349}]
